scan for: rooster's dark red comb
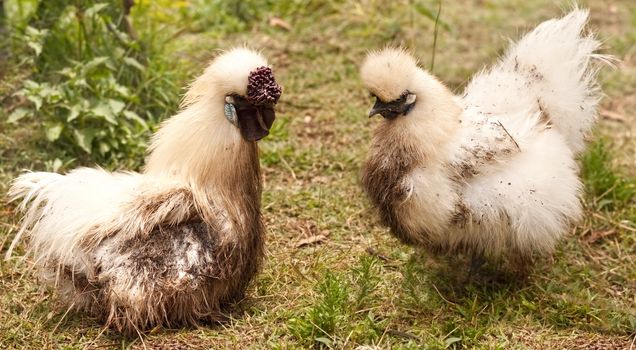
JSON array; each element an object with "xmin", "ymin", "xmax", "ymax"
[{"xmin": 247, "ymin": 66, "xmax": 282, "ymax": 106}]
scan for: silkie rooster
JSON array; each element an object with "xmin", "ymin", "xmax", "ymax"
[{"xmin": 6, "ymin": 48, "xmax": 282, "ymax": 333}]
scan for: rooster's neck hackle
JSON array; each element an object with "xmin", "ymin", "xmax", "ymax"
[
  {"xmin": 145, "ymin": 99, "xmax": 254, "ymax": 177},
  {"xmin": 142, "ymin": 98, "xmax": 261, "ymax": 245}
]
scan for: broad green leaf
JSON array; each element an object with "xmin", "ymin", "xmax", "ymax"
[
  {"xmin": 58, "ymin": 67, "xmax": 75, "ymax": 78},
  {"xmin": 27, "ymin": 41, "xmax": 42, "ymax": 56},
  {"xmin": 123, "ymin": 57, "xmax": 145, "ymax": 71},
  {"xmin": 83, "ymin": 57, "xmax": 109, "ymax": 73},
  {"xmin": 74, "ymin": 78, "xmax": 89, "ymax": 89},
  {"xmin": 27, "ymin": 95, "xmax": 43, "ymax": 110},
  {"xmin": 85, "ymin": 3, "xmax": 109, "ymax": 17},
  {"xmin": 113, "ymin": 47, "xmax": 126, "ymax": 60},
  {"xmin": 45, "ymin": 123, "xmax": 64, "ymax": 142},
  {"xmin": 98, "ymin": 142, "xmax": 110, "ymax": 155},
  {"xmin": 74, "ymin": 129, "xmax": 96, "ymax": 153},
  {"xmin": 123, "ymin": 110, "xmax": 148, "ymax": 129},
  {"xmin": 120, "ymin": 126, "xmax": 132, "ymax": 137},
  {"xmin": 7, "ymin": 108, "xmax": 30, "ymax": 123},
  {"xmin": 39, "ymin": 84, "xmax": 62, "ymax": 102},
  {"xmin": 37, "ymin": 83, "xmax": 53, "ymax": 96},
  {"xmin": 92, "ymin": 102, "xmax": 117, "ymax": 125},
  {"xmin": 23, "ymin": 80, "xmax": 39, "ymax": 89},
  {"xmin": 66, "ymin": 104, "xmax": 82, "ymax": 122},
  {"xmin": 4, "ymin": 0, "xmax": 39, "ymax": 27},
  {"xmin": 108, "ymin": 99, "xmax": 126, "ymax": 115},
  {"xmin": 24, "ymin": 25, "xmax": 45, "ymax": 37},
  {"xmin": 108, "ymin": 137, "xmax": 119, "ymax": 148},
  {"xmin": 112, "ymin": 84, "xmax": 131, "ymax": 98}
]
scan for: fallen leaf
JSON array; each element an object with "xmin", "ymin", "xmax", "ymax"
[
  {"xmin": 269, "ymin": 17, "xmax": 292, "ymax": 31},
  {"xmin": 600, "ymin": 109, "xmax": 626, "ymax": 122},
  {"xmin": 584, "ymin": 229, "xmax": 616, "ymax": 244},
  {"xmin": 295, "ymin": 234, "xmax": 328, "ymax": 248},
  {"xmin": 366, "ymin": 247, "xmax": 391, "ymax": 262}
]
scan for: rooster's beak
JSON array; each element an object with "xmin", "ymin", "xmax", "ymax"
[
  {"xmin": 237, "ymin": 106, "xmax": 276, "ymax": 141},
  {"xmin": 229, "ymin": 95, "xmax": 276, "ymax": 141}
]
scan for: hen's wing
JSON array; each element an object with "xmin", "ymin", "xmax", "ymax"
[{"xmin": 450, "ymin": 114, "xmax": 522, "ymax": 181}]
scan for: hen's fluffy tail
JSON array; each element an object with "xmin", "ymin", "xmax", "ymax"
[{"xmin": 463, "ymin": 9, "xmax": 611, "ymax": 154}]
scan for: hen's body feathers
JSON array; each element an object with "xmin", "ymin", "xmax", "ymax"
[{"xmin": 362, "ymin": 10, "xmax": 607, "ymax": 262}]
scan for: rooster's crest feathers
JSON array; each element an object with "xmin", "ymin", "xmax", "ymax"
[{"xmin": 182, "ymin": 48, "xmax": 271, "ymax": 107}]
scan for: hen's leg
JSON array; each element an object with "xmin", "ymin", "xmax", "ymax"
[{"xmin": 464, "ymin": 252, "xmax": 486, "ymax": 284}]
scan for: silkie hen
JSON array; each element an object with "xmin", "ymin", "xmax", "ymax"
[
  {"xmin": 6, "ymin": 48, "xmax": 282, "ymax": 334},
  {"xmin": 361, "ymin": 10, "xmax": 609, "ymax": 274}
]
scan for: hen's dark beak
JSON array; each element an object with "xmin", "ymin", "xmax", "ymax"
[
  {"xmin": 368, "ymin": 99, "xmax": 399, "ymax": 119},
  {"xmin": 368, "ymin": 92, "xmax": 417, "ymax": 120}
]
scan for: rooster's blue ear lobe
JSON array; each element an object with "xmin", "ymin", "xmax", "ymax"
[{"xmin": 224, "ymin": 96, "xmax": 238, "ymax": 126}]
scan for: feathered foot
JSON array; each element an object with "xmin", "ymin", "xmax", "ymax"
[{"xmin": 461, "ymin": 251, "xmax": 534, "ymax": 287}]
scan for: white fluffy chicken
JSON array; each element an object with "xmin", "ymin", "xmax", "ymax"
[
  {"xmin": 6, "ymin": 48, "xmax": 282, "ymax": 334},
  {"xmin": 361, "ymin": 10, "xmax": 608, "ymax": 272}
]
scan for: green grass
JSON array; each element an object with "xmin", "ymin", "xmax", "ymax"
[
  {"xmin": 1, "ymin": 0, "xmax": 636, "ymax": 348},
  {"xmin": 581, "ymin": 138, "xmax": 636, "ymax": 211}
]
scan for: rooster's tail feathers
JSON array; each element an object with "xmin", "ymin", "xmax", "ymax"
[
  {"xmin": 5, "ymin": 169, "xmax": 141, "ymax": 271},
  {"xmin": 5, "ymin": 172, "xmax": 64, "ymax": 260}
]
